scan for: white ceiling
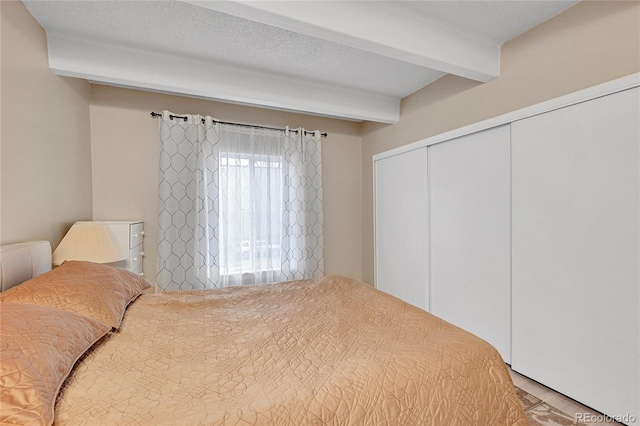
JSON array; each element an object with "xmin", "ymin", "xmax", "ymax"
[{"xmin": 23, "ymin": 0, "xmax": 578, "ymax": 123}]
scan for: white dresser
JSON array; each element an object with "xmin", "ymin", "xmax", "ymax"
[{"xmin": 96, "ymin": 221, "xmax": 144, "ymax": 276}]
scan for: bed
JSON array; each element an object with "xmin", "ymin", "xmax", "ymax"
[{"xmin": 0, "ymin": 241, "xmax": 528, "ymax": 425}]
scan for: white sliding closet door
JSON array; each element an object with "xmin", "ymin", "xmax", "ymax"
[
  {"xmin": 512, "ymin": 87, "xmax": 639, "ymax": 421},
  {"xmin": 429, "ymin": 125, "xmax": 511, "ymax": 363},
  {"xmin": 375, "ymin": 147, "xmax": 429, "ymax": 310}
]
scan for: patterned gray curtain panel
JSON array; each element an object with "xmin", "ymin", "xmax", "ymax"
[{"xmin": 156, "ymin": 111, "xmax": 323, "ymax": 291}]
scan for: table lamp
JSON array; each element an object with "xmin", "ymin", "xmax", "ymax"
[{"xmin": 52, "ymin": 222, "xmax": 127, "ymax": 266}]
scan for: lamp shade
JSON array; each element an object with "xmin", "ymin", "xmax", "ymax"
[{"xmin": 52, "ymin": 222, "xmax": 127, "ymax": 265}]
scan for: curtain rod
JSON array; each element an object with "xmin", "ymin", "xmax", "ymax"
[{"xmin": 150, "ymin": 112, "xmax": 327, "ymax": 137}]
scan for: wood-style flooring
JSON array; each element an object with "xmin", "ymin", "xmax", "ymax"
[{"xmin": 509, "ymin": 367, "xmax": 622, "ymax": 425}]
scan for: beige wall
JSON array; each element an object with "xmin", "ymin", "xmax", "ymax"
[
  {"xmin": 361, "ymin": 0, "xmax": 640, "ymax": 284},
  {"xmin": 0, "ymin": 0, "xmax": 92, "ymax": 248},
  {"xmin": 89, "ymin": 85, "xmax": 362, "ymax": 282}
]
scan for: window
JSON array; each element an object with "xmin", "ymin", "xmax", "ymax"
[
  {"xmin": 218, "ymin": 144, "xmax": 284, "ymax": 284},
  {"xmin": 157, "ymin": 114, "xmax": 323, "ymax": 291}
]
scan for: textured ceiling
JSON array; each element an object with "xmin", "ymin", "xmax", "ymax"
[
  {"xmin": 25, "ymin": 0, "xmax": 444, "ymax": 98},
  {"xmin": 386, "ymin": 1, "xmax": 576, "ymax": 43},
  {"xmin": 23, "ymin": 0, "xmax": 578, "ymax": 123}
]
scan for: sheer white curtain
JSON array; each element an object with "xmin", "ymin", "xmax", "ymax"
[
  {"xmin": 217, "ymin": 124, "xmax": 284, "ymax": 287},
  {"xmin": 157, "ymin": 111, "xmax": 323, "ymax": 291}
]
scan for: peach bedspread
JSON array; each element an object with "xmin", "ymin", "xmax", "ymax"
[{"xmin": 55, "ymin": 276, "xmax": 527, "ymax": 425}]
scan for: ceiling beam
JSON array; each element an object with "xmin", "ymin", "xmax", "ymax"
[
  {"xmin": 184, "ymin": 0, "xmax": 500, "ymax": 82},
  {"xmin": 47, "ymin": 34, "xmax": 400, "ymax": 123}
]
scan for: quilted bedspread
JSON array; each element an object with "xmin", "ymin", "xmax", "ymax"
[{"xmin": 55, "ymin": 276, "xmax": 528, "ymax": 425}]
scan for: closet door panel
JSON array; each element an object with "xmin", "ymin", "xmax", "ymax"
[
  {"xmin": 512, "ymin": 87, "xmax": 639, "ymax": 421},
  {"xmin": 374, "ymin": 147, "xmax": 429, "ymax": 310},
  {"xmin": 429, "ymin": 125, "xmax": 511, "ymax": 363}
]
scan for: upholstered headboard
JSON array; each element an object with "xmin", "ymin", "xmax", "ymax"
[{"xmin": 0, "ymin": 241, "xmax": 52, "ymax": 291}]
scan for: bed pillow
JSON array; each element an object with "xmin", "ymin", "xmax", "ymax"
[
  {"xmin": 0, "ymin": 261, "xmax": 151, "ymax": 328},
  {"xmin": 0, "ymin": 302, "xmax": 110, "ymax": 426}
]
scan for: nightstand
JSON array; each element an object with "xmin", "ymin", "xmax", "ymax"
[{"xmin": 94, "ymin": 221, "xmax": 145, "ymax": 276}]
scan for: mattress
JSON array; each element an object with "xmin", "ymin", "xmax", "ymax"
[{"xmin": 54, "ymin": 276, "xmax": 527, "ymax": 425}]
